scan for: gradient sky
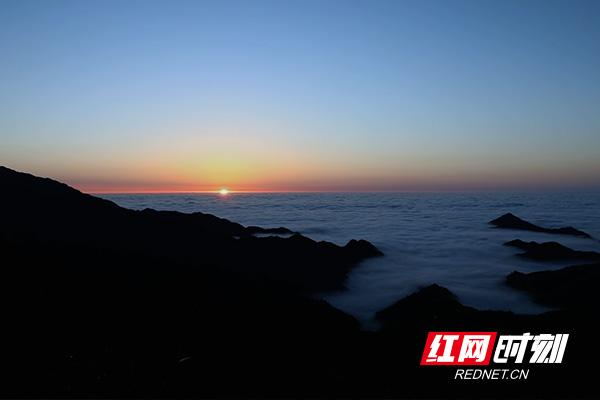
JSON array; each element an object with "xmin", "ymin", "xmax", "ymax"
[{"xmin": 1, "ymin": 0, "xmax": 599, "ymax": 192}]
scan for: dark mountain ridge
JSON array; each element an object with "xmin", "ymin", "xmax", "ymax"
[
  {"xmin": 0, "ymin": 166, "xmax": 597, "ymax": 397},
  {"xmin": 0, "ymin": 165, "xmax": 381, "ymax": 293},
  {"xmin": 490, "ymin": 212, "xmax": 591, "ymax": 238}
]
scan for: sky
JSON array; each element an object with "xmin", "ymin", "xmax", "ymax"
[{"xmin": 1, "ymin": 0, "xmax": 599, "ymax": 192}]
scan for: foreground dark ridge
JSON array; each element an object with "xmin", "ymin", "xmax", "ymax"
[
  {"xmin": 0, "ymin": 166, "xmax": 381, "ymax": 293},
  {"xmin": 0, "ymin": 166, "xmax": 597, "ymax": 397},
  {"xmin": 507, "ymin": 262, "xmax": 600, "ymax": 308},
  {"xmin": 490, "ymin": 212, "xmax": 591, "ymax": 238}
]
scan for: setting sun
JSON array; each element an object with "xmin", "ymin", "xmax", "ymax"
[{"xmin": 218, "ymin": 188, "xmax": 230, "ymax": 196}]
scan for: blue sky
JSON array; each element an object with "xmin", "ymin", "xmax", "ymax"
[{"xmin": 1, "ymin": 0, "xmax": 599, "ymax": 191}]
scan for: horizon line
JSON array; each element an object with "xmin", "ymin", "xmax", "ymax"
[{"xmin": 88, "ymin": 187, "xmax": 600, "ymax": 195}]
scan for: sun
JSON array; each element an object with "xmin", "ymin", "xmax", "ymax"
[{"xmin": 218, "ymin": 188, "xmax": 230, "ymax": 196}]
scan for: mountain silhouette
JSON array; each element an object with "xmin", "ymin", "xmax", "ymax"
[{"xmin": 0, "ymin": 166, "xmax": 597, "ymax": 398}]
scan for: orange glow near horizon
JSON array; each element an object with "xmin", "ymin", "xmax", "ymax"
[{"xmin": 18, "ymin": 148, "xmax": 600, "ymax": 195}]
